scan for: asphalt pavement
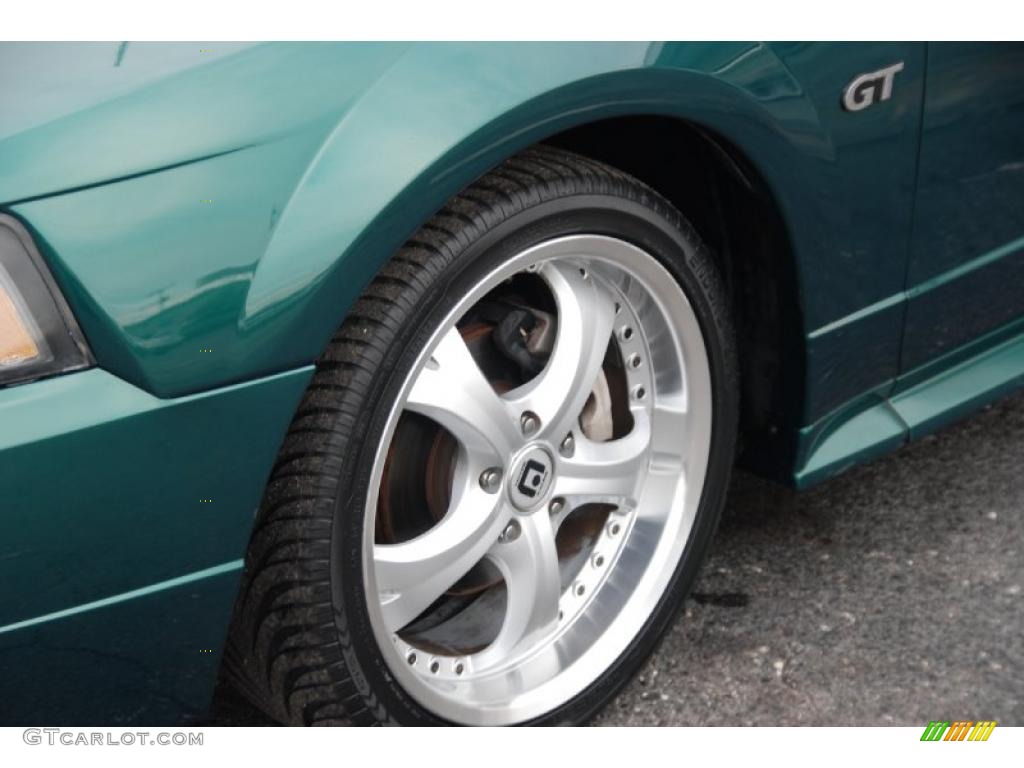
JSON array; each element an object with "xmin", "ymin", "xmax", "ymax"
[{"xmin": 210, "ymin": 391, "xmax": 1024, "ymax": 726}]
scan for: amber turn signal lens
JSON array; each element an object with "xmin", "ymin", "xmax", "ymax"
[
  {"xmin": 0, "ymin": 214, "xmax": 91, "ymax": 386},
  {"xmin": 0, "ymin": 282, "xmax": 40, "ymax": 366}
]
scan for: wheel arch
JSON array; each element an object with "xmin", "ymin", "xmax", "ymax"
[
  {"xmin": 545, "ymin": 116, "xmax": 806, "ymax": 474},
  {"xmin": 246, "ymin": 46, "xmax": 836, "ymax": 478}
]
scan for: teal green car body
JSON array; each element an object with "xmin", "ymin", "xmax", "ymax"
[{"xmin": 1, "ymin": 42, "xmax": 1022, "ymax": 724}]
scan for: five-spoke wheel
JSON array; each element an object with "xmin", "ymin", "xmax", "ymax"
[
  {"xmin": 227, "ymin": 147, "xmax": 736, "ymax": 726},
  {"xmin": 365, "ymin": 236, "xmax": 712, "ymax": 724}
]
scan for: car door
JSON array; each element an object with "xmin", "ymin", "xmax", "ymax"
[{"xmin": 901, "ymin": 42, "xmax": 1024, "ymax": 374}]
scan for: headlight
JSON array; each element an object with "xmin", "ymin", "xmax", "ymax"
[{"xmin": 0, "ymin": 214, "xmax": 92, "ymax": 387}]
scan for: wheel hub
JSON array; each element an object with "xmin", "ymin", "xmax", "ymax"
[{"xmin": 507, "ymin": 445, "xmax": 555, "ymax": 511}]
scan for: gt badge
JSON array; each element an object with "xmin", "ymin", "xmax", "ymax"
[{"xmin": 842, "ymin": 62, "xmax": 904, "ymax": 112}]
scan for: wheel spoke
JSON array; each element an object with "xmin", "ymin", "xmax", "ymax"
[
  {"xmin": 477, "ymin": 512, "xmax": 562, "ymax": 669},
  {"xmin": 375, "ymin": 483, "xmax": 507, "ymax": 633},
  {"xmin": 503, "ymin": 262, "xmax": 617, "ymax": 441},
  {"xmin": 555, "ymin": 409, "xmax": 652, "ymax": 504},
  {"xmin": 406, "ymin": 326, "xmax": 519, "ymax": 459}
]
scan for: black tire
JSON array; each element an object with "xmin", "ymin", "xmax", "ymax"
[{"xmin": 224, "ymin": 145, "xmax": 739, "ymax": 725}]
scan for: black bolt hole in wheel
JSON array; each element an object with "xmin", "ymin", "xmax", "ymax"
[{"xmin": 224, "ymin": 146, "xmax": 738, "ymax": 725}]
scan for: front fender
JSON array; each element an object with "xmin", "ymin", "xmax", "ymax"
[
  {"xmin": 8, "ymin": 43, "xmax": 918, "ymax": 415},
  {"xmin": 246, "ymin": 42, "xmax": 827, "ymax": 377}
]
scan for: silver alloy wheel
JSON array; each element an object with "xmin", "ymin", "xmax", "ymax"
[{"xmin": 362, "ymin": 234, "xmax": 712, "ymax": 725}]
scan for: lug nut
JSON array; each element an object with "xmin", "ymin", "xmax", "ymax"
[
  {"xmin": 549, "ymin": 497, "xmax": 565, "ymax": 516},
  {"xmin": 500, "ymin": 519, "xmax": 521, "ymax": 543},
  {"xmin": 559, "ymin": 433, "xmax": 575, "ymax": 458},
  {"xmin": 479, "ymin": 467, "xmax": 503, "ymax": 493},
  {"xmin": 520, "ymin": 411, "xmax": 540, "ymax": 436}
]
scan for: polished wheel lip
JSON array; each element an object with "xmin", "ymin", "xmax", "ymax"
[{"xmin": 361, "ymin": 234, "xmax": 713, "ymax": 725}]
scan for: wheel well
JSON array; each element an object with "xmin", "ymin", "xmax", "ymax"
[{"xmin": 545, "ymin": 116, "xmax": 805, "ymax": 478}]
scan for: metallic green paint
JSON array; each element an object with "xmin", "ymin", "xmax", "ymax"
[
  {"xmin": 1, "ymin": 42, "xmax": 1022, "ymax": 724},
  {"xmin": 0, "ymin": 560, "xmax": 243, "ymax": 635},
  {"xmin": 794, "ymin": 390, "xmax": 906, "ymax": 489},
  {"xmin": 795, "ymin": 320, "xmax": 1024, "ymax": 487},
  {"xmin": 894, "ymin": 328, "xmax": 1024, "ymax": 438},
  {"xmin": 0, "ymin": 562, "xmax": 244, "ymax": 725},
  {"xmin": 0, "ymin": 364, "xmax": 311, "ymax": 723},
  {"xmin": 3, "ymin": 42, "xmax": 926, "ymax": 423},
  {"xmin": 904, "ymin": 43, "xmax": 1024, "ymax": 372},
  {"xmin": 0, "ymin": 365, "xmax": 311, "ymax": 632}
]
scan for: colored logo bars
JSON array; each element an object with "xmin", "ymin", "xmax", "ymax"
[{"xmin": 920, "ymin": 721, "xmax": 997, "ymax": 741}]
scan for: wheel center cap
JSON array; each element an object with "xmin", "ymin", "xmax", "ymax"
[{"xmin": 508, "ymin": 445, "xmax": 555, "ymax": 511}]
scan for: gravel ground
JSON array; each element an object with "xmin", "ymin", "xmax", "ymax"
[{"xmin": 210, "ymin": 391, "xmax": 1024, "ymax": 726}]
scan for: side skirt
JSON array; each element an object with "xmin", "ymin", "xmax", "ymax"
[{"xmin": 794, "ymin": 319, "xmax": 1024, "ymax": 488}]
